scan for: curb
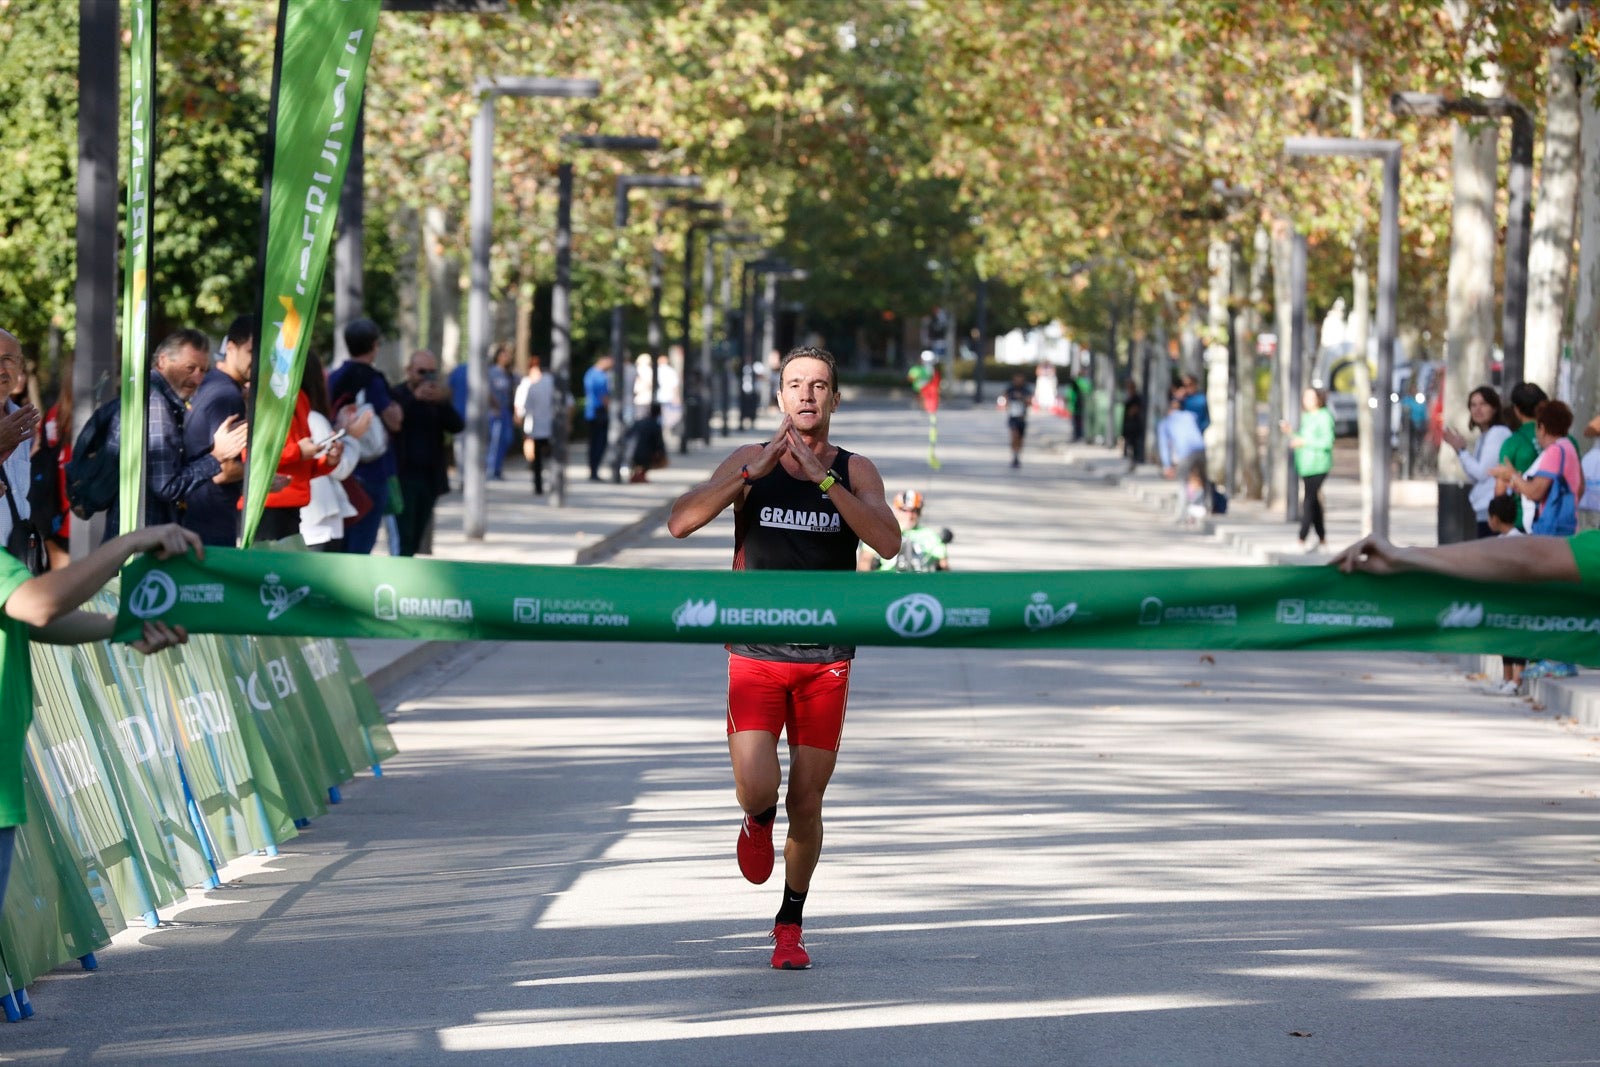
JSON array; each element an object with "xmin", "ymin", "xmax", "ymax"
[{"xmin": 573, "ymin": 501, "xmax": 674, "ymax": 566}]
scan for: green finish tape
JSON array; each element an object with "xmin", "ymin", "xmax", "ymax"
[{"xmin": 117, "ymin": 549, "xmax": 1599, "ymax": 661}]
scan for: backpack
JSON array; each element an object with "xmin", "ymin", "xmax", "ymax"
[
  {"xmin": 64, "ymin": 397, "xmax": 121, "ymax": 519},
  {"xmin": 27, "ymin": 434, "xmax": 63, "ymax": 536}
]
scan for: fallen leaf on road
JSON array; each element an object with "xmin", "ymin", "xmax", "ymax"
[
  {"xmin": 1289, "ymin": 1031, "xmax": 1313, "ymax": 1038},
  {"xmin": 1181, "ymin": 680, "xmax": 1203, "ymax": 688},
  {"xmin": 1199, "ymin": 654, "xmax": 1215, "ymax": 665}
]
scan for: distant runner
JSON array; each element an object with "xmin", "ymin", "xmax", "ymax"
[{"xmin": 668, "ymin": 345, "xmax": 900, "ymax": 970}]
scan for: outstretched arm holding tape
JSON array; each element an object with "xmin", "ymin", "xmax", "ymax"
[
  {"xmin": 8, "ymin": 524, "xmax": 201, "ymax": 651},
  {"xmin": 0, "ymin": 519, "xmax": 200, "ymax": 926},
  {"xmin": 1333, "ymin": 531, "xmax": 1580, "ymax": 584}
]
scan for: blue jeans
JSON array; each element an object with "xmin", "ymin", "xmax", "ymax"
[
  {"xmin": 487, "ymin": 414, "xmax": 511, "ymax": 479},
  {"xmin": 0, "ymin": 826, "xmax": 15, "ymax": 914}
]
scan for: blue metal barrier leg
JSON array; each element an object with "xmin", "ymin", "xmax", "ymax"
[
  {"xmin": 327, "ymin": 785, "xmax": 342, "ymax": 805},
  {"xmin": 252, "ymin": 794, "xmax": 279, "ymax": 857},
  {"xmin": 79, "ymin": 953, "xmax": 98, "ymax": 971},
  {"xmin": 177, "ymin": 762, "xmax": 223, "ymax": 890}
]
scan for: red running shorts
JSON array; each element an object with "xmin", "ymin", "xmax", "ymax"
[{"xmin": 726, "ymin": 653, "xmax": 851, "ymax": 752}]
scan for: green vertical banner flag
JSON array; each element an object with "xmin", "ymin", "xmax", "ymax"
[
  {"xmin": 118, "ymin": 0, "xmax": 157, "ymax": 534},
  {"xmin": 244, "ymin": 0, "xmax": 380, "ymax": 547}
]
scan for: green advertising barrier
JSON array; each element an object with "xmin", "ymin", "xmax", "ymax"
[
  {"xmin": 26, "ymin": 638, "xmax": 191, "ymax": 926},
  {"xmin": 5, "ymin": 627, "xmax": 388, "ymax": 990},
  {"xmin": 256, "ymin": 634, "xmax": 360, "ymax": 788},
  {"xmin": 343, "ymin": 644, "xmax": 398, "ymax": 767},
  {"xmin": 118, "ymin": 548, "xmax": 1600, "ymax": 662},
  {"xmin": 191, "ymin": 634, "xmax": 298, "ymax": 845},
  {"xmin": 291, "ymin": 635, "xmax": 396, "ymax": 772},
  {"xmin": 0, "ymin": 768, "xmax": 112, "ymax": 988},
  {"xmin": 128, "ymin": 635, "xmax": 283, "ymax": 863},
  {"xmin": 221, "ymin": 633, "xmax": 332, "ymax": 826}
]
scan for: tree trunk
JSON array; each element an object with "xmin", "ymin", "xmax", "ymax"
[
  {"xmin": 1204, "ymin": 236, "xmax": 1231, "ymax": 486},
  {"xmin": 1349, "ymin": 57, "xmax": 1377, "ymax": 530},
  {"xmin": 1570, "ymin": 14, "xmax": 1600, "ymax": 422},
  {"xmin": 395, "ymin": 204, "xmax": 420, "ymax": 361},
  {"xmin": 425, "ymin": 204, "xmax": 463, "ymax": 369},
  {"xmin": 1351, "ymin": 219, "xmax": 1375, "ymax": 526},
  {"xmin": 1269, "ymin": 221, "xmax": 1294, "ymax": 510},
  {"xmin": 1235, "ymin": 231, "xmax": 1264, "ymax": 500},
  {"xmin": 1526, "ymin": 1, "xmax": 1583, "ymax": 396},
  {"xmin": 1441, "ymin": 1, "xmax": 1503, "ymax": 492}
]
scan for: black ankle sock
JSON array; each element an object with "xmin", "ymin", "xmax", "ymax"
[
  {"xmin": 750, "ymin": 805, "xmax": 777, "ymax": 827},
  {"xmin": 775, "ymin": 882, "xmax": 807, "ymax": 926}
]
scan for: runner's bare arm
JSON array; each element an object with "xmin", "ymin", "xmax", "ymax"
[
  {"xmin": 1332, "ymin": 532, "xmax": 1579, "ymax": 583},
  {"xmin": 670, "ymin": 419, "xmax": 798, "ymax": 537},
  {"xmin": 836, "ymin": 454, "xmax": 900, "ymax": 560},
  {"xmin": 667, "ymin": 444, "xmax": 769, "ymax": 538}
]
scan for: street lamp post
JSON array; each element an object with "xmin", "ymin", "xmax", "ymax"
[
  {"xmin": 608, "ymin": 173, "xmax": 702, "ymax": 481},
  {"xmin": 755, "ymin": 261, "xmax": 808, "ymax": 362},
  {"xmin": 1284, "ymin": 136, "xmax": 1402, "ymax": 540},
  {"xmin": 1287, "ymin": 229, "xmax": 1309, "ymax": 525},
  {"xmin": 550, "ymin": 134, "xmax": 659, "ymax": 507},
  {"xmin": 464, "ymin": 75, "xmax": 598, "ymax": 540},
  {"xmin": 708, "ymin": 233, "xmax": 759, "ymax": 436},
  {"xmin": 673, "ymin": 200, "xmax": 722, "ymax": 452},
  {"xmin": 1391, "ymin": 92, "xmax": 1533, "ymax": 389}
]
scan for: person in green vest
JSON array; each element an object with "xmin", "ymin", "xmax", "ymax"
[
  {"xmin": 0, "ymin": 524, "xmax": 198, "ymax": 926},
  {"xmin": 1281, "ymin": 387, "xmax": 1335, "ymax": 552}
]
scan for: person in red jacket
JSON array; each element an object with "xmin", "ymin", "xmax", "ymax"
[{"xmin": 247, "ymin": 381, "xmax": 346, "ymax": 543}]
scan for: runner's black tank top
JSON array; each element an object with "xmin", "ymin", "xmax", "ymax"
[{"xmin": 730, "ymin": 447, "xmax": 857, "ymax": 662}]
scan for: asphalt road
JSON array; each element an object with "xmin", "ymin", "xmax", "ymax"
[{"xmin": 9, "ymin": 399, "xmax": 1600, "ymax": 1066}]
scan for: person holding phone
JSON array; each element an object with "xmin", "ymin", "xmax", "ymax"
[
  {"xmin": 301, "ymin": 364, "xmax": 368, "ymax": 552},
  {"xmin": 248, "ymin": 371, "xmax": 347, "ymax": 543},
  {"xmin": 1440, "ymin": 385, "xmax": 1511, "ymax": 538},
  {"xmin": 393, "ymin": 349, "xmax": 463, "ymax": 557}
]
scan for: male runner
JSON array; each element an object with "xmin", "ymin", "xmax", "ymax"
[{"xmin": 668, "ymin": 345, "xmax": 900, "ymax": 970}]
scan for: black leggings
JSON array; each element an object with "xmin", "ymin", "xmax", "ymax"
[{"xmin": 1298, "ymin": 472, "xmax": 1327, "ymax": 543}]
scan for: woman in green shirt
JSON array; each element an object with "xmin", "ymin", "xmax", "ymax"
[{"xmin": 1282, "ymin": 387, "xmax": 1336, "ymax": 552}]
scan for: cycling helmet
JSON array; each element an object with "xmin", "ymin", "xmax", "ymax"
[{"xmin": 892, "ymin": 489, "xmax": 924, "ymax": 511}]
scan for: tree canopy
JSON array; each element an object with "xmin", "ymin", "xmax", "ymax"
[{"xmin": 0, "ymin": 0, "xmax": 1565, "ymax": 372}]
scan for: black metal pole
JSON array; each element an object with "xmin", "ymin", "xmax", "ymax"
[
  {"xmin": 1501, "ymin": 105, "xmax": 1534, "ymax": 391},
  {"xmin": 1288, "ymin": 231, "xmax": 1307, "ymax": 525},
  {"xmin": 1224, "ymin": 303, "xmax": 1238, "ymax": 499},
  {"xmin": 680, "ymin": 222, "xmax": 695, "ymax": 452},
  {"xmin": 73, "ymin": 0, "xmax": 119, "ymax": 557},
  {"xmin": 334, "ymin": 106, "xmax": 364, "ymax": 363},
  {"xmin": 973, "ymin": 274, "xmax": 988, "ymax": 404},
  {"xmin": 648, "ymin": 212, "xmax": 663, "ymax": 405},
  {"xmin": 550, "ymin": 160, "xmax": 573, "ymax": 507},
  {"xmin": 608, "ymin": 182, "xmax": 628, "ymax": 482}
]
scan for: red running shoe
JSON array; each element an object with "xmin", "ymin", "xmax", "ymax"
[
  {"xmin": 736, "ymin": 813, "xmax": 775, "ymax": 884},
  {"xmin": 770, "ymin": 923, "xmax": 810, "ymax": 969}
]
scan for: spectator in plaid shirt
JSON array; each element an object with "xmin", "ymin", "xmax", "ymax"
[{"xmin": 105, "ymin": 329, "xmax": 248, "ymax": 538}]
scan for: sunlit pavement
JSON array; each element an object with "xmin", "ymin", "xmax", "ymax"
[{"xmin": 10, "ymin": 399, "xmax": 1600, "ymax": 1065}]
